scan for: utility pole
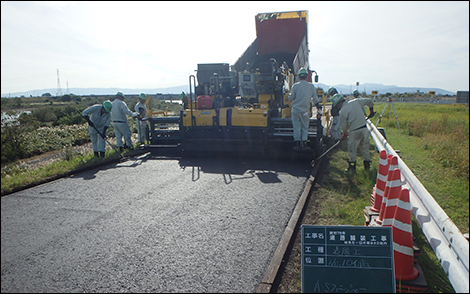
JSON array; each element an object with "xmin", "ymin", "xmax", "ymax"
[
  {"xmin": 66, "ymin": 80, "xmax": 69, "ymax": 94},
  {"xmin": 56, "ymin": 69, "xmax": 62, "ymax": 97}
]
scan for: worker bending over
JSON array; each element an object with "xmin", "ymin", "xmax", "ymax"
[
  {"xmin": 339, "ymin": 96, "xmax": 376, "ymax": 172},
  {"xmin": 82, "ymin": 100, "xmax": 113, "ymax": 158}
]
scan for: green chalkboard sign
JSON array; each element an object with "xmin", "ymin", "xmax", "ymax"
[{"xmin": 301, "ymin": 225, "xmax": 395, "ymax": 293}]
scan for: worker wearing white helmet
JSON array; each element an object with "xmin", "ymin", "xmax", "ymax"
[
  {"xmin": 288, "ymin": 67, "xmax": 322, "ymax": 152},
  {"xmin": 135, "ymin": 93, "xmax": 149, "ymax": 144},
  {"xmin": 111, "ymin": 91, "xmax": 139, "ymax": 152},
  {"xmin": 339, "ymin": 95, "xmax": 376, "ymax": 172},
  {"xmin": 82, "ymin": 100, "xmax": 112, "ymax": 158}
]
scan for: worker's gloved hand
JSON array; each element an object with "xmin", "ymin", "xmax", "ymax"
[
  {"xmin": 101, "ymin": 126, "xmax": 108, "ymax": 139},
  {"xmin": 132, "ymin": 112, "xmax": 139, "ymax": 117},
  {"xmin": 342, "ymin": 133, "xmax": 348, "ymax": 140},
  {"xmin": 367, "ymin": 111, "xmax": 376, "ymax": 119},
  {"xmin": 83, "ymin": 116, "xmax": 94, "ymax": 127}
]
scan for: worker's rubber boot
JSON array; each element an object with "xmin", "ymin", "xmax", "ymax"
[
  {"xmin": 345, "ymin": 161, "xmax": 356, "ymax": 172},
  {"xmin": 99, "ymin": 152, "xmax": 105, "ymax": 158},
  {"xmin": 363, "ymin": 160, "xmax": 371, "ymax": 170},
  {"xmin": 301, "ymin": 141, "xmax": 312, "ymax": 151},
  {"xmin": 94, "ymin": 152, "xmax": 99, "ymax": 158},
  {"xmin": 119, "ymin": 146, "xmax": 124, "ymax": 153},
  {"xmin": 293, "ymin": 141, "xmax": 301, "ymax": 152}
]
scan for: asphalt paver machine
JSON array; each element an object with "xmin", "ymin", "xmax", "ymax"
[{"xmin": 144, "ymin": 10, "xmax": 324, "ymax": 158}]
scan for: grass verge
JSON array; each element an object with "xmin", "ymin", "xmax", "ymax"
[
  {"xmin": 273, "ymin": 128, "xmax": 463, "ymax": 293},
  {"xmin": 1, "ymin": 146, "xmax": 141, "ymax": 196}
]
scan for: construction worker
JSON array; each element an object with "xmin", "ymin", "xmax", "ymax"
[
  {"xmin": 111, "ymin": 91, "xmax": 139, "ymax": 152},
  {"xmin": 82, "ymin": 100, "xmax": 112, "ymax": 158},
  {"xmin": 339, "ymin": 95, "xmax": 376, "ymax": 172},
  {"xmin": 135, "ymin": 93, "xmax": 149, "ymax": 144},
  {"xmin": 288, "ymin": 67, "xmax": 322, "ymax": 151},
  {"xmin": 179, "ymin": 91, "xmax": 189, "ymax": 109},
  {"xmin": 330, "ymin": 93, "xmax": 346, "ymax": 141},
  {"xmin": 353, "ymin": 89, "xmax": 360, "ymax": 99},
  {"xmin": 353, "ymin": 89, "xmax": 367, "ymax": 116}
]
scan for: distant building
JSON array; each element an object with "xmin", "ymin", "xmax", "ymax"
[{"xmin": 456, "ymin": 91, "xmax": 469, "ymax": 104}]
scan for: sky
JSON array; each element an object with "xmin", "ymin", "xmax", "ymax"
[{"xmin": 1, "ymin": 1, "xmax": 469, "ymax": 96}]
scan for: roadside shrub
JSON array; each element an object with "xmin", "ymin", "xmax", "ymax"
[{"xmin": 32, "ymin": 106, "xmax": 57, "ymax": 123}]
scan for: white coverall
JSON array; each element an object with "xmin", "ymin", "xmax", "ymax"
[
  {"xmin": 111, "ymin": 99, "xmax": 138, "ymax": 148},
  {"xmin": 82, "ymin": 105, "xmax": 111, "ymax": 153},
  {"xmin": 288, "ymin": 79, "xmax": 320, "ymax": 142},
  {"xmin": 135, "ymin": 101, "xmax": 148, "ymax": 144},
  {"xmin": 339, "ymin": 98, "xmax": 374, "ymax": 162}
]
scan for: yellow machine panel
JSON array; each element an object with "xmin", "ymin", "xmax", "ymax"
[
  {"xmin": 182, "ymin": 109, "xmax": 217, "ymax": 127},
  {"xmin": 231, "ymin": 107, "xmax": 268, "ymax": 127}
]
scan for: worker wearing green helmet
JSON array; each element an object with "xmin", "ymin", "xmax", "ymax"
[
  {"xmin": 327, "ymin": 87, "xmax": 338, "ymax": 97},
  {"xmin": 330, "ymin": 93, "xmax": 345, "ymax": 141},
  {"xmin": 353, "ymin": 89, "xmax": 360, "ymax": 98},
  {"xmin": 339, "ymin": 94, "xmax": 376, "ymax": 172},
  {"xmin": 111, "ymin": 91, "xmax": 139, "ymax": 152},
  {"xmin": 82, "ymin": 100, "xmax": 113, "ymax": 158},
  {"xmin": 135, "ymin": 93, "xmax": 149, "ymax": 144},
  {"xmin": 288, "ymin": 67, "xmax": 322, "ymax": 152}
]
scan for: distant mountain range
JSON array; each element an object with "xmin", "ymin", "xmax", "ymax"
[{"xmin": 1, "ymin": 83, "xmax": 456, "ymax": 98}]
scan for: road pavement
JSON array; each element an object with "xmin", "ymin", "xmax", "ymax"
[{"xmin": 1, "ymin": 153, "xmax": 313, "ymax": 292}]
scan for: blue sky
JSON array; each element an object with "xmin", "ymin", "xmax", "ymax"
[{"xmin": 1, "ymin": 1, "xmax": 469, "ymax": 95}]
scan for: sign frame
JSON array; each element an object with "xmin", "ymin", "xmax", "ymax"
[{"xmin": 301, "ymin": 225, "xmax": 395, "ymax": 293}]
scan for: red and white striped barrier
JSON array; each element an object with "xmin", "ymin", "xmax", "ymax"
[
  {"xmin": 392, "ymin": 188, "xmax": 419, "ymax": 281},
  {"xmin": 375, "ymin": 155, "xmax": 399, "ymax": 225},
  {"xmin": 381, "ymin": 168, "xmax": 403, "ymax": 227},
  {"xmin": 370, "ymin": 150, "xmax": 389, "ymax": 212}
]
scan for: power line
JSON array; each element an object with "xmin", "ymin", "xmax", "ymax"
[{"xmin": 56, "ymin": 69, "xmax": 62, "ymax": 97}]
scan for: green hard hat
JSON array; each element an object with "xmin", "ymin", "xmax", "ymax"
[
  {"xmin": 327, "ymin": 87, "xmax": 338, "ymax": 96},
  {"xmin": 353, "ymin": 89, "xmax": 360, "ymax": 97},
  {"xmin": 116, "ymin": 91, "xmax": 124, "ymax": 98},
  {"xmin": 102, "ymin": 100, "xmax": 112, "ymax": 112},
  {"xmin": 298, "ymin": 67, "xmax": 308, "ymax": 76},
  {"xmin": 331, "ymin": 94, "xmax": 344, "ymax": 107},
  {"xmin": 139, "ymin": 93, "xmax": 147, "ymax": 100}
]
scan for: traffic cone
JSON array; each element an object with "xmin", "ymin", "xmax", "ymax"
[
  {"xmin": 381, "ymin": 168, "xmax": 402, "ymax": 227},
  {"xmin": 392, "ymin": 188, "xmax": 419, "ymax": 281},
  {"xmin": 370, "ymin": 150, "xmax": 389, "ymax": 212},
  {"xmin": 375, "ymin": 155, "xmax": 399, "ymax": 225}
]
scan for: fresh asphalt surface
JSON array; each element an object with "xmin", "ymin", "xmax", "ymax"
[{"xmin": 1, "ymin": 152, "xmax": 313, "ymax": 292}]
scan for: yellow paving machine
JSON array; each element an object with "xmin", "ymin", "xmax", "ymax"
[{"xmin": 144, "ymin": 10, "xmax": 324, "ymax": 158}]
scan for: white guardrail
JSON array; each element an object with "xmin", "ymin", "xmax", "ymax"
[{"xmin": 366, "ymin": 120, "xmax": 469, "ymax": 293}]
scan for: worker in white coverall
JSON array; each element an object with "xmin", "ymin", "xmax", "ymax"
[
  {"xmin": 135, "ymin": 93, "xmax": 149, "ymax": 144},
  {"xmin": 288, "ymin": 67, "xmax": 322, "ymax": 152},
  {"xmin": 111, "ymin": 91, "xmax": 139, "ymax": 153},
  {"xmin": 82, "ymin": 100, "xmax": 112, "ymax": 158},
  {"xmin": 330, "ymin": 92, "xmax": 346, "ymax": 142},
  {"xmin": 339, "ymin": 96, "xmax": 376, "ymax": 172}
]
